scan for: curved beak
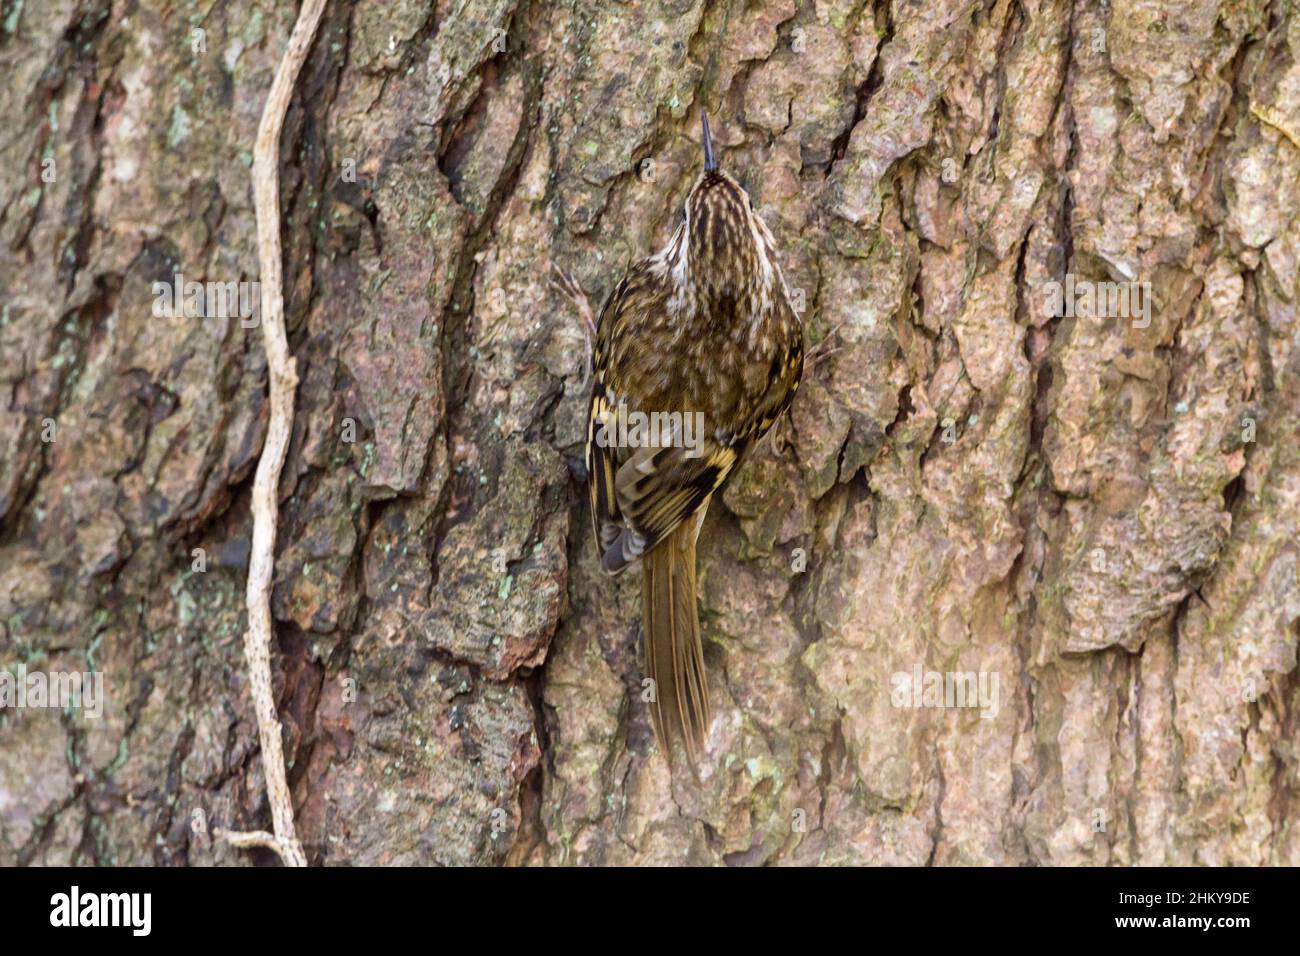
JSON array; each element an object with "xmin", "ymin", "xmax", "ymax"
[{"xmin": 701, "ymin": 110, "xmax": 717, "ymax": 173}]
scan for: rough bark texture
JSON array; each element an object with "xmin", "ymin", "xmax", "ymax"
[{"xmin": 2, "ymin": 0, "xmax": 1299, "ymax": 866}]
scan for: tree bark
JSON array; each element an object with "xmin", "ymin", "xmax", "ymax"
[{"xmin": 1, "ymin": 0, "xmax": 1298, "ymax": 866}]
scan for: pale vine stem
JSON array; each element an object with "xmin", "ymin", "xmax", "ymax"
[{"xmin": 214, "ymin": 0, "xmax": 327, "ymax": 868}]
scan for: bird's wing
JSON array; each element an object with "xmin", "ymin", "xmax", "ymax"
[
  {"xmin": 586, "ymin": 275, "xmax": 633, "ymax": 561},
  {"xmin": 590, "ymin": 264, "xmax": 800, "ymax": 574},
  {"xmin": 585, "ymin": 263, "xmax": 727, "ymax": 573},
  {"xmin": 586, "ymin": 266, "xmax": 729, "ymax": 573},
  {"xmin": 600, "ymin": 439, "xmax": 738, "ymax": 573},
  {"xmin": 586, "ymin": 374, "xmax": 624, "ymax": 557}
]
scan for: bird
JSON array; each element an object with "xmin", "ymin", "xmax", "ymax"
[{"xmin": 584, "ymin": 111, "xmax": 804, "ymax": 765}]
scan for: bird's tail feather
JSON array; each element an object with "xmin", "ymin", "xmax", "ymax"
[{"xmin": 642, "ymin": 515, "xmax": 710, "ymax": 765}]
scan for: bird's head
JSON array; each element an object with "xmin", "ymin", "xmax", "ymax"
[{"xmin": 660, "ymin": 112, "xmax": 782, "ymax": 324}]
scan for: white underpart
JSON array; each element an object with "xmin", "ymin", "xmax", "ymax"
[
  {"xmin": 648, "ymin": 220, "xmax": 688, "ymax": 279},
  {"xmin": 649, "ymin": 216, "xmax": 693, "ymax": 329},
  {"xmin": 747, "ymin": 212, "xmax": 779, "ymax": 348}
]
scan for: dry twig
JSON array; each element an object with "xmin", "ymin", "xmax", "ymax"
[{"xmin": 219, "ymin": 0, "xmax": 327, "ymax": 869}]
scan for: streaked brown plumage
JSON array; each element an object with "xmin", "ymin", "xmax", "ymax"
[{"xmin": 586, "ymin": 112, "xmax": 803, "ymax": 765}]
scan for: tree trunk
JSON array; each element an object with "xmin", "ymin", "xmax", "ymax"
[{"xmin": 2, "ymin": 0, "xmax": 1298, "ymax": 866}]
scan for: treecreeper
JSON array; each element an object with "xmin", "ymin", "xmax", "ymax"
[{"xmin": 586, "ymin": 111, "xmax": 805, "ymax": 765}]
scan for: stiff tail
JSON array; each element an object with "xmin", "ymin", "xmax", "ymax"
[{"xmin": 642, "ymin": 513, "xmax": 711, "ymax": 764}]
